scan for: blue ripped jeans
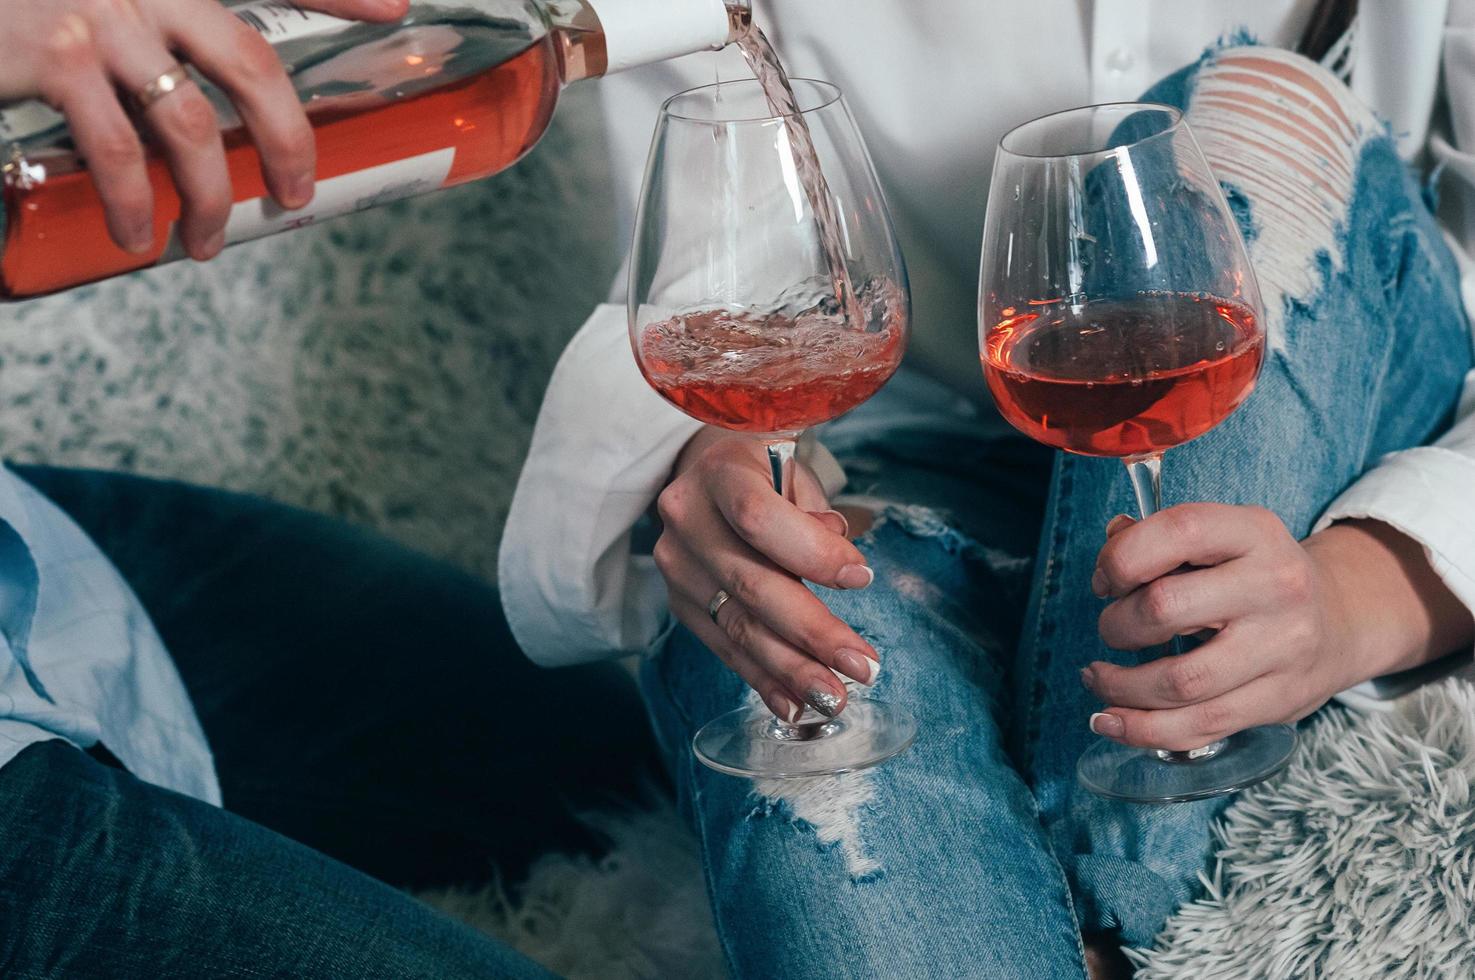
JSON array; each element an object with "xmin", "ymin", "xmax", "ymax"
[{"xmin": 640, "ymin": 47, "xmax": 1473, "ymax": 976}]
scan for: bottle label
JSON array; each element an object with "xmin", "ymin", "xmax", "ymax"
[
  {"xmin": 160, "ymin": 147, "xmax": 456, "ymax": 259},
  {"xmin": 229, "ymin": 0, "xmax": 352, "ymax": 44}
]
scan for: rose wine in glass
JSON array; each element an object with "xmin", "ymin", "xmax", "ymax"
[
  {"xmin": 984, "ymin": 294, "xmax": 1263, "ymax": 457},
  {"xmin": 638, "ymin": 301, "xmax": 906, "ymax": 433},
  {"xmin": 629, "ymin": 74, "xmax": 915, "ymax": 779},
  {"xmin": 978, "ymin": 103, "xmax": 1296, "ymax": 803}
]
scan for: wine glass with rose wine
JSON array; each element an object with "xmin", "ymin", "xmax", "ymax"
[
  {"xmin": 628, "ymin": 74, "xmax": 915, "ymax": 778},
  {"xmin": 978, "ymin": 103, "xmax": 1297, "ymax": 802}
]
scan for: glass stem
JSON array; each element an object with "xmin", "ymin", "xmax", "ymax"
[
  {"xmin": 1124, "ymin": 454, "xmax": 1174, "ymax": 657},
  {"xmin": 766, "ymin": 438, "xmax": 797, "ymax": 500},
  {"xmin": 1122, "ymin": 453, "xmax": 1226, "ymax": 764},
  {"xmin": 1124, "ymin": 453, "xmax": 1163, "ymax": 522},
  {"xmin": 763, "ymin": 436, "xmax": 836, "ymax": 733}
]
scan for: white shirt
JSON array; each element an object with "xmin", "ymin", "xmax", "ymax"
[{"xmin": 501, "ymin": 1, "xmax": 1475, "ymax": 678}]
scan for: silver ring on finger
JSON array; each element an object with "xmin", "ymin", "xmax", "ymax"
[
  {"xmin": 133, "ymin": 64, "xmax": 192, "ymax": 112},
  {"xmin": 707, "ymin": 589, "xmax": 732, "ymax": 626}
]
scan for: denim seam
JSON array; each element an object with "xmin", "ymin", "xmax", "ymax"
[
  {"xmin": 683, "ymin": 743, "xmax": 744, "ymax": 977},
  {"xmin": 1011, "ymin": 733, "xmax": 1093, "ymax": 977},
  {"xmin": 640, "ymin": 632, "xmax": 744, "ymax": 971},
  {"xmin": 1358, "ymin": 300, "xmax": 1401, "ymax": 471},
  {"xmin": 1018, "ymin": 452, "xmax": 1072, "ymax": 773},
  {"xmin": 636, "ymin": 661, "xmax": 682, "ymax": 775},
  {"xmin": 1350, "ymin": 150, "xmax": 1420, "ymax": 469},
  {"xmin": 647, "ymin": 631, "xmax": 697, "ymax": 735}
]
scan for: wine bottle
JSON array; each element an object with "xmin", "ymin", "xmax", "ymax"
[{"xmin": 0, "ymin": 0, "xmax": 750, "ymax": 300}]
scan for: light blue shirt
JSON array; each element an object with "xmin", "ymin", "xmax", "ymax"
[{"xmin": 0, "ymin": 467, "xmax": 218, "ymax": 804}]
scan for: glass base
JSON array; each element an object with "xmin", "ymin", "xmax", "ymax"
[
  {"xmin": 692, "ymin": 697, "xmax": 917, "ymax": 778},
  {"xmin": 1076, "ymin": 723, "xmax": 1297, "ymax": 803}
]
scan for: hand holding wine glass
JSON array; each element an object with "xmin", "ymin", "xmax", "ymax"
[
  {"xmin": 630, "ymin": 74, "xmax": 915, "ymax": 778},
  {"xmin": 655, "ymin": 427, "xmax": 883, "ymax": 726},
  {"xmin": 1081, "ymin": 505, "xmax": 1366, "ymax": 752},
  {"xmin": 978, "ymin": 103, "xmax": 1297, "ymax": 802}
]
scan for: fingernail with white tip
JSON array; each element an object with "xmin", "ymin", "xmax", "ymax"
[
  {"xmin": 837, "ymin": 563, "xmax": 873, "ymax": 589},
  {"xmin": 769, "ymin": 694, "xmax": 801, "ymax": 723},
  {"xmin": 835, "ymin": 648, "xmax": 878, "ymax": 687}
]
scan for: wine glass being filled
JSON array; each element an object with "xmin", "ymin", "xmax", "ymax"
[
  {"xmin": 628, "ymin": 75, "xmax": 916, "ymax": 779},
  {"xmin": 978, "ymin": 103, "xmax": 1297, "ymax": 803}
]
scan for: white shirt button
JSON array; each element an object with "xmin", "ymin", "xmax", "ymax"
[{"xmin": 1105, "ymin": 47, "xmax": 1136, "ymax": 73}]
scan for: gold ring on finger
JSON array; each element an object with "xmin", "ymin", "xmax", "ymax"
[
  {"xmin": 133, "ymin": 64, "xmax": 192, "ymax": 112},
  {"xmin": 707, "ymin": 589, "xmax": 732, "ymax": 626}
]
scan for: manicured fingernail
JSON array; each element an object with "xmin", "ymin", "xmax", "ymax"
[
  {"xmin": 1091, "ymin": 567, "xmax": 1108, "ymax": 597},
  {"xmin": 125, "ymin": 223, "xmax": 153, "ymax": 255},
  {"xmin": 196, "ymin": 230, "xmax": 225, "ymax": 259},
  {"xmin": 1105, "ymin": 514, "xmax": 1134, "ymax": 537},
  {"xmin": 837, "ymin": 563, "xmax": 873, "ymax": 589},
  {"xmin": 769, "ymin": 694, "xmax": 801, "ymax": 723},
  {"xmin": 835, "ymin": 648, "xmax": 878, "ymax": 687},
  {"xmin": 818, "ymin": 509, "xmax": 851, "ymax": 538},
  {"xmin": 1090, "ymin": 712, "xmax": 1124, "ymax": 738},
  {"xmin": 287, "ymin": 172, "xmax": 314, "ymax": 209},
  {"xmin": 806, "ymin": 688, "xmax": 843, "ymax": 717},
  {"xmin": 1080, "ymin": 666, "xmax": 1093, "ymax": 691}
]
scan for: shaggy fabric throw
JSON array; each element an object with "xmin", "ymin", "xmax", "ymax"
[{"xmin": 1130, "ymin": 676, "xmax": 1475, "ymax": 979}]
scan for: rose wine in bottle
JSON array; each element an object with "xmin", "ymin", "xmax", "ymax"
[
  {"xmin": 0, "ymin": 0, "xmax": 750, "ymax": 300},
  {"xmin": 981, "ymin": 293, "xmax": 1263, "ymax": 457}
]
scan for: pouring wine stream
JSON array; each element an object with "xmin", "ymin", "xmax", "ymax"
[{"xmin": 729, "ymin": 9, "xmax": 866, "ymax": 331}]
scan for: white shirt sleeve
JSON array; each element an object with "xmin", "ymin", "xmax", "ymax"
[
  {"xmin": 499, "ymin": 304, "xmax": 703, "ymax": 666},
  {"xmin": 1315, "ymin": 385, "xmax": 1475, "ymax": 707},
  {"xmin": 1312, "ymin": 381, "xmax": 1475, "ymax": 613}
]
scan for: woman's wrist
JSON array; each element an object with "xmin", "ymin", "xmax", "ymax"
[{"xmin": 1303, "ymin": 519, "xmax": 1474, "ymax": 688}]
